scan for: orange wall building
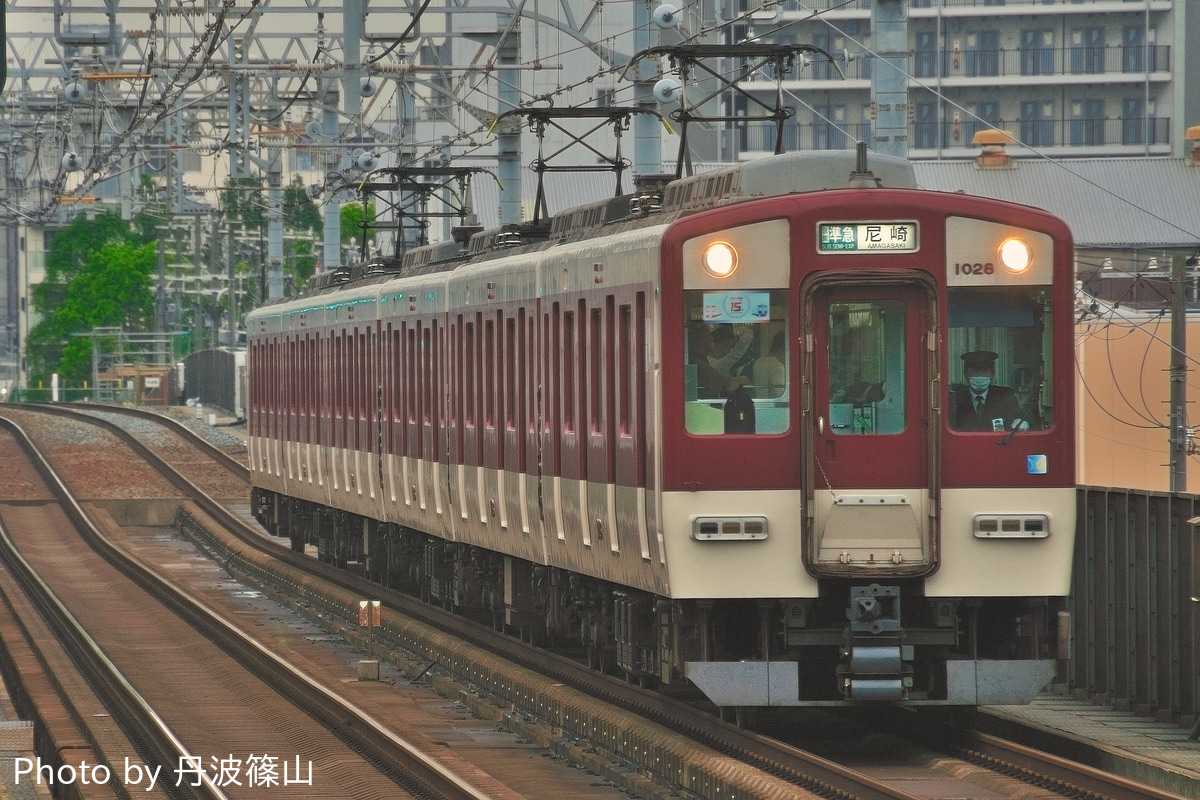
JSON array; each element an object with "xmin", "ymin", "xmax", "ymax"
[{"xmin": 1075, "ymin": 313, "xmax": 1199, "ymax": 492}]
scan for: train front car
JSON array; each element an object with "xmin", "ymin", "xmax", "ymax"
[{"xmin": 664, "ymin": 156, "xmax": 1076, "ymax": 707}]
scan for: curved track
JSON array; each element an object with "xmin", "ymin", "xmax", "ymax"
[
  {"xmin": 0, "ymin": 409, "xmax": 499, "ymax": 800},
  {"xmin": 6, "ymin": 402, "xmax": 1190, "ymax": 800}
]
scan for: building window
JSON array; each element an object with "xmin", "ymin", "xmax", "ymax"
[
  {"xmin": 1070, "ymin": 99, "xmax": 1105, "ymax": 146},
  {"xmin": 1122, "ymin": 98, "xmax": 1145, "ymax": 145},
  {"xmin": 914, "ymin": 31, "xmax": 938, "ymax": 79},
  {"xmin": 1020, "ymin": 30, "xmax": 1054, "ymax": 76},
  {"xmin": 914, "ymin": 102, "xmax": 938, "ymax": 149},
  {"xmin": 1020, "ymin": 100, "xmax": 1055, "ymax": 147},
  {"xmin": 967, "ymin": 31, "xmax": 1000, "ymax": 77},
  {"xmin": 1071, "ymin": 27, "xmax": 1105, "ymax": 75}
]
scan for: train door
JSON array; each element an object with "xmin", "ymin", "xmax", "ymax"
[{"xmin": 803, "ymin": 275, "xmax": 939, "ymax": 577}]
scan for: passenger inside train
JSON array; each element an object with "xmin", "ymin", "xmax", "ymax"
[{"xmin": 684, "ymin": 289, "xmax": 792, "ymax": 436}]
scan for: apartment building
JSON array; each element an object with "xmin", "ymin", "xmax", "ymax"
[{"xmin": 729, "ymin": 0, "xmax": 1197, "ymax": 160}]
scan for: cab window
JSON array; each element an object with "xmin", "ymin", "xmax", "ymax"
[
  {"xmin": 827, "ymin": 300, "xmax": 906, "ymax": 435},
  {"xmin": 683, "ymin": 289, "xmax": 789, "ymax": 435},
  {"xmin": 947, "ymin": 286, "xmax": 1052, "ymax": 432}
]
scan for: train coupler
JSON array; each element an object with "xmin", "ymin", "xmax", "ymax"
[
  {"xmin": 838, "ymin": 584, "xmax": 913, "ymax": 700},
  {"xmin": 838, "ymin": 640, "xmax": 915, "ymax": 701}
]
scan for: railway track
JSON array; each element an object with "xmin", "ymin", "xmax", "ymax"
[
  {"xmin": 0, "ymin": 410, "xmax": 504, "ymax": 800},
  {"xmin": 0, "ymin": 437, "xmax": 172, "ymax": 800},
  {"xmin": 2, "ymin": 402, "xmax": 1190, "ymax": 800}
]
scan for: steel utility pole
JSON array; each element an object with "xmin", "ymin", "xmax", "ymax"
[
  {"xmin": 1170, "ymin": 254, "xmax": 1187, "ymax": 493},
  {"xmin": 872, "ymin": 0, "xmax": 909, "ymax": 159}
]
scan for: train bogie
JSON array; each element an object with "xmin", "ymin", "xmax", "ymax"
[{"xmin": 248, "ymin": 149, "xmax": 1076, "ymax": 708}]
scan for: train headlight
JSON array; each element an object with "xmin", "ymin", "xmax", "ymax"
[
  {"xmin": 998, "ymin": 238, "xmax": 1032, "ymax": 274},
  {"xmin": 702, "ymin": 241, "xmax": 738, "ymax": 278}
]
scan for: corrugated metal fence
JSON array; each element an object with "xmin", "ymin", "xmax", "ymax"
[
  {"xmin": 183, "ymin": 349, "xmax": 240, "ymax": 416},
  {"xmin": 1073, "ymin": 487, "xmax": 1200, "ymax": 729}
]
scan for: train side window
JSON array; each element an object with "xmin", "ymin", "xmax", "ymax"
[
  {"xmin": 683, "ymin": 288, "xmax": 789, "ymax": 436},
  {"xmin": 827, "ymin": 300, "xmax": 905, "ymax": 436},
  {"xmin": 947, "ymin": 286, "xmax": 1052, "ymax": 432}
]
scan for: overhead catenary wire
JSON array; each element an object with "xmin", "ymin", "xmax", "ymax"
[
  {"xmin": 16, "ymin": 0, "xmax": 1200, "ymax": 253},
  {"xmin": 1074, "ymin": 279, "xmax": 1200, "ymax": 458}
]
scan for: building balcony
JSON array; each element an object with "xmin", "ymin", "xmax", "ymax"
[
  {"xmin": 732, "ymin": 115, "xmax": 1171, "ymax": 158},
  {"xmin": 760, "ymin": 0, "xmax": 1171, "ymax": 13},
  {"xmin": 744, "ymin": 44, "xmax": 1170, "ymax": 87}
]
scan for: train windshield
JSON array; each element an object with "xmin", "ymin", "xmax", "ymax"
[
  {"xmin": 826, "ymin": 300, "xmax": 906, "ymax": 435},
  {"xmin": 947, "ymin": 286, "xmax": 1053, "ymax": 432},
  {"xmin": 683, "ymin": 288, "xmax": 790, "ymax": 435}
]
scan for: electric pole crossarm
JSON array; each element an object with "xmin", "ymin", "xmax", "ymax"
[
  {"xmin": 490, "ymin": 107, "xmax": 667, "ymax": 221},
  {"xmin": 355, "ymin": 166, "xmax": 492, "ymax": 257},
  {"xmin": 622, "ymin": 43, "xmax": 843, "ymax": 176}
]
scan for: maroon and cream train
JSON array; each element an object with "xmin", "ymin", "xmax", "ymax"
[{"xmin": 247, "ymin": 149, "xmax": 1076, "ymax": 707}]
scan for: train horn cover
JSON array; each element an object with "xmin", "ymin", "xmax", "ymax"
[
  {"xmin": 998, "ymin": 237, "xmax": 1033, "ymax": 274},
  {"xmin": 702, "ymin": 241, "xmax": 738, "ymax": 278}
]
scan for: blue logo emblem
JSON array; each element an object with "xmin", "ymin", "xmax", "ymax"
[{"xmin": 1027, "ymin": 455, "xmax": 1047, "ymax": 475}]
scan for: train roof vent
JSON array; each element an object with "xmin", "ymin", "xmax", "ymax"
[
  {"xmin": 452, "ymin": 225, "xmax": 484, "ymax": 244},
  {"xmin": 467, "ymin": 221, "xmax": 553, "ymax": 255},
  {"xmin": 635, "ymin": 173, "xmax": 674, "ymax": 194},
  {"xmin": 467, "ymin": 230, "xmax": 492, "ymax": 255},
  {"xmin": 398, "ymin": 240, "xmax": 469, "ymax": 272},
  {"xmin": 603, "ymin": 195, "xmax": 633, "ymax": 222},
  {"xmin": 308, "ymin": 272, "xmax": 336, "ymax": 290},
  {"xmin": 662, "ymin": 162, "xmax": 746, "ymax": 211}
]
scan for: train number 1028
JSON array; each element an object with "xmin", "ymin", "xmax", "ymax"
[{"xmin": 954, "ymin": 262, "xmax": 995, "ymax": 276}]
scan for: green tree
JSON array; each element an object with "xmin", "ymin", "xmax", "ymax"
[
  {"xmin": 221, "ymin": 176, "xmax": 265, "ymax": 230},
  {"xmin": 340, "ymin": 201, "xmax": 375, "ymax": 246},
  {"xmin": 283, "ymin": 176, "xmax": 321, "ymax": 234},
  {"xmin": 39, "ymin": 210, "xmax": 136, "ymax": 288},
  {"xmin": 27, "ymin": 213, "xmax": 156, "ymax": 385},
  {"xmin": 287, "ymin": 238, "xmax": 317, "ymax": 288},
  {"xmin": 283, "ymin": 176, "xmax": 322, "ymax": 291}
]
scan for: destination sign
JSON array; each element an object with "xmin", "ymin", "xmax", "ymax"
[{"xmin": 817, "ymin": 222, "xmax": 919, "ymax": 253}]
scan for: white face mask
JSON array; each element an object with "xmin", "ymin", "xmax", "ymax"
[{"xmin": 968, "ymin": 376, "xmax": 991, "ymax": 393}]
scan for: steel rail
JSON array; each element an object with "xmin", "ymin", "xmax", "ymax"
[
  {"xmin": 26, "ymin": 403, "xmax": 1190, "ymax": 800},
  {"xmin": 0, "ymin": 416, "xmax": 231, "ymax": 800},
  {"xmin": 20, "ymin": 405, "xmax": 930, "ymax": 800},
  {"xmin": 57, "ymin": 402, "xmax": 249, "ymax": 478},
  {"xmin": 960, "ymin": 730, "xmax": 1192, "ymax": 800},
  {"xmin": 1, "ymin": 409, "xmax": 495, "ymax": 800}
]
